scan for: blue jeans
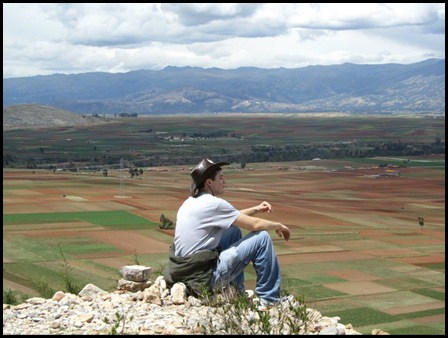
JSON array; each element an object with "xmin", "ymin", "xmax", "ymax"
[{"xmin": 210, "ymin": 225, "xmax": 282, "ymax": 303}]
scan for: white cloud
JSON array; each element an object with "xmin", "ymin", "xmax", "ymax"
[{"xmin": 3, "ymin": 3, "xmax": 445, "ymax": 78}]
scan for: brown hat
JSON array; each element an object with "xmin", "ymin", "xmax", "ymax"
[{"xmin": 190, "ymin": 158, "xmax": 229, "ymax": 196}]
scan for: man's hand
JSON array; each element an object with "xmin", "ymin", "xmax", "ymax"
[
  {"xmin": 257, "ymin": 201, "xmax": 273, "ymax": 213},
  {"xmin": 276, "ymin": 225, "xmax": 290, "ymax": 241}
]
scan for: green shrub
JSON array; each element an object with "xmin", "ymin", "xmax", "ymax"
[
  {"xmin": 31, "ymin": 276, "xmax": 56, "ymax": 299},
  {"xmin": 2, "ymin": 288, "xmax": 27, "ymax": 305}
]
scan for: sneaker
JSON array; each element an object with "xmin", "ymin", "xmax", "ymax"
[
  {"xmin": 257, "ymin": 298, "xmax": 273, "ymax": 312},
  {"xmin": 257, "ymin": 295, "xmax": 295, "ymax": 312},
  {"xmin": 245, "ymin": 289, "xmax": 255, "ymax": 299}
]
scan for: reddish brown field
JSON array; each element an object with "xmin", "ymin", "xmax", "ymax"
[{"xmin": 3, "ymin": 157, "xmax": 445, "ymax": 334}]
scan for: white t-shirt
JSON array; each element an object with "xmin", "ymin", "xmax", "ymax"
[{"xmin": 173, "ymin": 193, "xmax": 241, "ymax": 256}]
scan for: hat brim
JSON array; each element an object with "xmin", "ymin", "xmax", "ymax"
[{"xmin": 190, "ymin": 161, "xmax": 229, "ymax": 196}]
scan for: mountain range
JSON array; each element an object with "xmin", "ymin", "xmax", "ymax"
[{"xmin": 3, "ymin": 58, "xmax": 445, "ymax": 115}]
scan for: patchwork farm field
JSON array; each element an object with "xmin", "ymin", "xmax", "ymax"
[{"xmin": 3, "ymin": 155, "xmax": 445, "ymax": 334}]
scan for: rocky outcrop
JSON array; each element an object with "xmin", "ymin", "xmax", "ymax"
[{"xmin": 3, "ymin": 265, "xmax": 388, "ymax": 335}]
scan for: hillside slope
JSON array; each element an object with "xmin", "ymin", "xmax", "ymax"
[{"xmin": 3, "ymin": 104, "xmax": 112, "ymax": 130}]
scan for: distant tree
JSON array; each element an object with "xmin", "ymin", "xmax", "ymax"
[
  {"xmin": 159, "ymin": 214, "xmax": 174, "ymax": 229},
  {"xmin": 418, "ymin": 217, "xmax": 424, "ymax": 227},
  {"xmin": 118, "ymin": 113, "xmax": 138, "ymax": 117},
  {"xmin": 128, "ymin": 168, "xmax": 141, "ymax": 178},
  {"xmin": 26, "ymin": 160, "xmax": 37, "ymax": 169},
  {"xmin": 3, "ymin": 154, "xmax": 17, "ymax": 166}
]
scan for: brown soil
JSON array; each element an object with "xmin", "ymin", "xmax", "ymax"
[{"xmin": 3, "ymin": 163, "xmax": 445, "ymax": 331}]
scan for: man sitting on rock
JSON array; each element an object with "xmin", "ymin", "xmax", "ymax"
[{"xmin": 163, "ymin": 158, "xmax": 290, "ymax": 311}]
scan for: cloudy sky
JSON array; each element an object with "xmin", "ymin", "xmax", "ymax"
[{"xmin": 3, "ymin": 3, "xmax": 445, "ymax": 79}]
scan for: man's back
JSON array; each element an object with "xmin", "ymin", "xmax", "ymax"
[{"xmin": 174, "ymin": 193, "xmax": 240, "ymax": 256}]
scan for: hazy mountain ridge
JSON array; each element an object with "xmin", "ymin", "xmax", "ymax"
[{"xmin": 3, "ymin": 59, "xmax": 445, "ymax": 115}]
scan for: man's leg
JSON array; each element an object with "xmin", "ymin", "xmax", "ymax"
[
  {"xmin": 212, "ymin": 230, "xmax": 281, "ymax": 303},
  {"xmin": 215, "ymin": 226, "xmax": 245, "ymax": 292}
]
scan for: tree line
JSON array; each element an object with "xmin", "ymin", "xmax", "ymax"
[{"xmin": 3, "ymin": 138, "xmax": 445, "ymax": 169}]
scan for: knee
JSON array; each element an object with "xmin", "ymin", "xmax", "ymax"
[
  {"xmin": 220, "ymin": 246, "xmax": 238, "ymax": 263},
  {"xmin": 258, "ymin": 230, "xmax": 272, "ymax": 244}
]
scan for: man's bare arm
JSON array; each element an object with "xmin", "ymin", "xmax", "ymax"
[
  {"xmin": 240, "ymin": 201, "xmax": 273, "ymax": 216},
  {"xmin": 233, "ymin": 213, "xmax": 290, "ymax": 241}
]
